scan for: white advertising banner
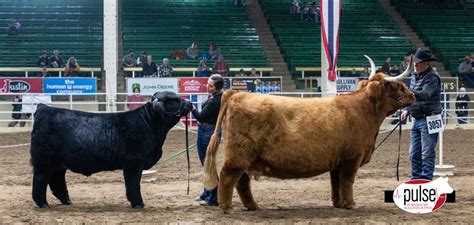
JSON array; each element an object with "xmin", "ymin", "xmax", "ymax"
[
  {"xmin": 127, "ymin": 78, "xmax": 179, "ymax": 96},
  {"xmin": 336, "ymin": 77, "xmax": 359, "ymax": 93},
  {"xmin": 22, "ymin": 95, "xmax": 52, "ymax": 113}
]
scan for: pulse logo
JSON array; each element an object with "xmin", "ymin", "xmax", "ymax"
[{"xmin": 393, "ymin": 177, "xmax": 453, "ymax": 214}]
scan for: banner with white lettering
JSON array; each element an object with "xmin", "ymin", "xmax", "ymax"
[
  {"xmin": 43, "ymin": 78, "xmax": 96, "ymax": 95},
  {"xmin": 127, "ymin": 78, "xmax": 178, "ymax": 96}
]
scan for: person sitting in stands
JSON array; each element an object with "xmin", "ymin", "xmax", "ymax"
[
  {"xmin": 142, "ymin": 55, "xmax": 158, "ymax": 77},
  {"xmin": 64, "ymin": 57, "xmax": 80, "ymax": 77},
  {"xmin": 249, "ymin": 68, "xmax": 259, "ymax": 77},
  {"xmin": 187, "ymin": 42, "xmax": 199, "ymax": 60},
  {"xmin": 208, "ymin": 42, "xmax": 222, "ymax": 60},
  {"xmin": 212, "ymin": 55, "xmax": 229, "ymax": 76},
  {"xmin": 196, "ymin": 59, "xmax": 211, "ymax": 77},
  {"xmin": 235, "ymin": 69, "xmax": 246, "ymax": 77},
  {"xmin": 158, "ymin": 58, "xmax": 173, "ymax": 77},
  {"xmin": 458, "ymin": 56, "xmax": 473, "ymax": 86},
  {"xmin": 122, "ymin": 49, "xmax": 137, "ymax": 77},
  {"xmin": 360, "ymin": 67, "xmax": 370, "ymax": 79},
  {"xmin": 48, "ymin": 50, "xmax": 64, "ymax": 68},
  {"xmin": 136, "ymin": 51, "xmax": 148, "ymax": 67},
  {"xmin": 382, "ymin": 57, "xmax": 392, "ymax": 74},
  {"xmin": 36, "ymin": 50, "xmax": 49, "ymax": 77},
  {"xmin": 7, "ymin": 20, "xmax": 21, "ymax": 35}
]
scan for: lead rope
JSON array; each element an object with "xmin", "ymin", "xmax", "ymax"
[
  {"xmin": 396, "ymin": 110, "xmax": 402, "ymax": 181},
  {"xmin": 185, "ymin": 115, "xmax": 190, "ymax": 195}
]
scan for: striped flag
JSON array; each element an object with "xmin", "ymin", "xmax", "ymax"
[{"xmin": 320, "ymin": 0, "xmax": 341, "ymax": 81}]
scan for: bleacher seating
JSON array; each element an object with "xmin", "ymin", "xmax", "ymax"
[
  {"xmin": 392, "ymin": 0, "xmax": 474, "ymax": 76},
  {"xmin": 259, "ymin": 0, "xmax": 413, "ymax": 78},
  {"xmin": 0, "ymin": 0, "xmax": 103, "ymax": 68},
  {"xmin": 122, "ymin": 0, "xmax": 268, "ymax": 73}
]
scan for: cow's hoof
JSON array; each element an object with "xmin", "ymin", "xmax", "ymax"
[
  {"xmin": 132, "ymin": 203, "xmax": 145, "ymax": 209},
  {"xmin": 61, "ymin": 199, "xmax": 72, "ymax": 205},
  {"xmin": 38, "ymin": 204, "xmax": 49, "ymax": 209},
  {"xmin": 333, "ymin": 202, "xmax": 343, "ymax": 208},
  {"xmin": 245, "ymin": 203, "xmax": 259, "ymax": 211},
  {"xmin": 343, "ymin": 203, "xmax": 356, "ymax": 209},
  {"xmin": 223, "ymin": 208, "xmax": 233, "ymax": 214}
]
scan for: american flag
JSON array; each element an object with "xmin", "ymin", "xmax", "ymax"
[{"xmin": 320, "ymin": 0, "xmax": 341, "ymax": 81}]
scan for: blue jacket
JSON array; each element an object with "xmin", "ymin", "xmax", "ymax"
[{"xmin": 407, "ymin": 66, "xmax": 442, "ymax": 119}]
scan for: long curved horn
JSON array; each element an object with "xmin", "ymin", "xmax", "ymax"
[
  {"xmin": 364, "ymin": 55, "xmax": 376, "ymax": 80},
  {"xmin": 384, "ymin": 55, "xmax": 413, "ymax": 82}
]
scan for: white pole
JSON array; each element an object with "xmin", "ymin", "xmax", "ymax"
[{"xmin": 104, "ymin": 0, "xmax": 118, "ymax": 112}]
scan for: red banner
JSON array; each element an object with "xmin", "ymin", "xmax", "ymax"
[
  {"xmin": 179, "ymin": 78, "xmax": 208, "ymax": 93},
  {"xmin": 0, "ymin": 78, "xmax": 43, "ymax": 94}
]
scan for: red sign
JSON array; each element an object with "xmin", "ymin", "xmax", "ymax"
[
  {"xmin": 179, "ymin": 78, "xmax": 208, "ymax": 93},
  {"xmin": 0, "ymin": 78, "xmax": 43, "ymax": 94}
]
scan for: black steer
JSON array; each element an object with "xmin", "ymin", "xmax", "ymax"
[{"xmin": 30, "ymin": 91, "xmax": 192, "ymax": 208}]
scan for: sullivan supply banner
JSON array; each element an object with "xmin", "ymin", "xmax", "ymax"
[
  {"xmin": 0, "ymin": 78, "xmax": 43, "ymax": 94},
  {"xmin": 127, "ymin": 78, "xmax": 178, "ymax": 96},
  {"xmin": 43, "ymin": 78, "xmax": 96, "ymax": 95}
]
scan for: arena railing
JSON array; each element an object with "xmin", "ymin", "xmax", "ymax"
[
  {"xmin": 0, "ymin": 92, "xmax": 473, "ymax": 129},
  {"xmin": 0, "ymin": 67, "xmax": 102, "ymax": 78},
  {"xmin": 123, "ymin": 67, "xmax": 274, "ymax": 78}
]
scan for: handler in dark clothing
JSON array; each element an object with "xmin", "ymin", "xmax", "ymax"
[
  {"xmin": 401, "ymin": 47, "xmax": 442, "ymax": 181},
  {"xmin": 191, "ymin": 74, "xmax": 224, "ymax": 206},
  {"xmin": 8, "ymin": 95, "xmax": 25, "ymax": 127}
]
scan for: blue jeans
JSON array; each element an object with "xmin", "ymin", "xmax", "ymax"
[
  {"xmin": 196, "ymin": 123, "xmax": 219, "ymax": 204},
  {"xmin": 409, "ymin": 118, "xmax": 439, "ymax": 180}
]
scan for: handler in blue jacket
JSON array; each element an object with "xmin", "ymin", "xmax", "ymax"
[{"xmin": 401, "ymin": 47, "xmax": 442, "ymax": 180}]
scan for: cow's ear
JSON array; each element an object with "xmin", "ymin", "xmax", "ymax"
[
  {"xmin": 367, "ymin": 81, "xmax": 383, "ymax": 100},
  {"xmin": 357, "ymin": 80, "xmax": 369, "ymax": 90}
]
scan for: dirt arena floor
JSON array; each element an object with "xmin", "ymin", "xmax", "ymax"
[{"xmin": 0, "ymin": 128, "xmax": 473, "ymax": 224}]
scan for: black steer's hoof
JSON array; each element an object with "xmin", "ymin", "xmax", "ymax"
[
  {"xmin": 61, "ymin": 199, "xmax": 72, "ymax": 205},
  {"xmin": 132, "ymin": 203, "xmax": 145, "ymax": 209},
  {"xmin": 38, "ymin": 204, "xmax": 49, "ymax": 208}
]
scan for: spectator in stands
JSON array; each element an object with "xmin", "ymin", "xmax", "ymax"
[
  {"xmin": 212, "ymin": 55, "xmax": 229, "ymax": 76},
  {"xmin": 8, "ymin": 95, "xmax": 25, "ymax": 127},
  {"xmin": 455, "ymin": 87, "xmax": 470, "ymax": 124},
  {"xmin": 290, "ymin": 0, "xmax": 300, "ymax": 14},
  {"xmin": 382, "ymin": 57, "xmax": 392, "ymax": 74},
  {"xmin": 7, "ymin": 20, "xmax": 21, "ymax": 35},
  {"xmin": 122, "ymin": 49, "xmax": 137, "ymax": 77},
  {"xmin": 298, "ymin": 2, "xmax": 309, "ymax": 20},
  {"xmin": 196, "ymin": 59, "xmax": 211, "ymax": 77},
  {"xmin": 186, "ymin": 42, "xmax": 199, "ymax": 60},
  {"xmin": 36, "ymin": 50, "xmax": 49, "ymax": 76},
  {"xmin": 136, "ymin": 51, "xmax": 148, "ymax": 67},
  {"xmin": 360, "ymin": 67, "xmax": 370, "ymax": 79},
  {"xmin": 458, "ymin": 56, "xmax": 472, "ymax": 86},
  {"xmin": 470, "ymin": 52, "xmax": 474, "ymax": 68},
  {"xmin": 208, "ymin": 42, "xmax": 221, "ymax": 60},
  {"xmin": 234, "ymin": 0, "xmax": 245, "ymax": 6},
  {"xmin": 390, "ymin": 65, "xmax": 401, "ymax": 76},
  {"xmin": 235, "ymin": 69, "xmax": 246, "ymax": 77},
  {"xmin": 64, "ymin": 57, "xmax": 80, "ymax": 77},
  {"xmin": 158, "ymin": 58, "xmax": 173, "ymax": 77},
  {"xmin": 142, "ymin": 55, "xmax": 158, "ymax": 77},
  {"xmin": 307, "ymin": 2, "xmax": 319, "ymax": 22},
  {"xmin": 249, "ymin": 68, "xmax": 259, "ymax": 77},
  {"xmin": 350, "ymin": 68, "xmax": 358, "ymax": 77},
  {"xmin": 127, "ymin": 86, "xmax": 145, "ymax": 111},
  {"xmin": 48, "ymin": 50, "xmax": 64, "ymax": 69}
]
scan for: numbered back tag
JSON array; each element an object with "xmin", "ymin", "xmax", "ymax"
[{"xmin": 426, "ymin": 114, "xmax": 444, "ymax": 134}]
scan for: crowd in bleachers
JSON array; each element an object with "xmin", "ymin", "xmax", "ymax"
[
  {"xmin": 457, "ymin": 53, "xmax": 474, "ymax": 87},
  {"xmin": 290, "ymin": 1, "xmax": 320, "ymax": 23},
  {"xmin": 123, "ymin": 41, "xmax": 262, "ymax": 78},
  {"xmin": 34, "ymin": 50, "xmax": 80, "ymax": 77}
]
